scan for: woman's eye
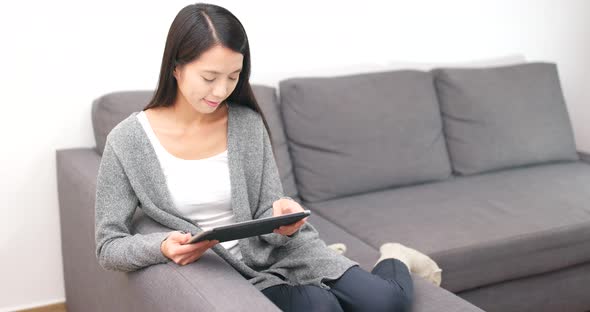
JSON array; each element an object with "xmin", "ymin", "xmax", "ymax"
[{"xmin": 202, "ymin": 76, "xmax": 237, "ymax": 82}]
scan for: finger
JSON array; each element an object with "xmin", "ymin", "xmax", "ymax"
[
  {"xmin": 282, "ymin": 224, "xmax": 300, "ymax": 234},
  {"xmin": 290, "ymin": 219, "xmax": 305, "ymax": 227},
  {"xmin": 281, "ymin": 205, "xmax": 294, "ymax": 214},
  {"xmin": 282, "ymin": 219, "xmax": 305, "ymax": 230},
  {"xmin": 170, "ymin": 232, "xmax": 193, "ymax": 245},
  {"xmin": 272, "ymin": 204, "xmax": 281, "ymax": 217},
  {"xmin": 282, "ymin": 227, "xmax": 298, "ymax": 236},
  {"xmin": 175, "ymin": 240, "xmax": 211, "ymax": 255},
  {"xmin": 182, "ymin": 232, "xmax": 192, "ymax": 242},
  {"xmin": 283, "ymin": 220, "xmax": 306, "ymax": 233},
  {"xmin": 167, "ymin": 232, "xmax": 188, "ymax": 244},
  {"xmin": 195, "ymin": 240, "xmax": 218, "ymax": 254},
  {"xmin": 274, "ymin": 226, "xmax": 293, "ymax": 236},
  {"xmin": 179, "ymin": 250, "xmax": 204, "ymax": 265},
  {"xmin": 200, "ymin": 239, "xmax": 219, "ymax": 249}
]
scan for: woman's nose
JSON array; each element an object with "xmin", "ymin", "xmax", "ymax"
[{"xmin": 212, "ymin": 84, "xmax": 227, "ymax": 98}]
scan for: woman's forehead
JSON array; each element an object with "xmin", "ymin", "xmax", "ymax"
[{"xmin": 189, "ymin": 45, "xmax": 243, "ymax": 72}]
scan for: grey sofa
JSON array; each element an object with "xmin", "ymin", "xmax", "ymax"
[{"xmin": 56, "ymin": 61, "xmax": 590, "ymax": 311}]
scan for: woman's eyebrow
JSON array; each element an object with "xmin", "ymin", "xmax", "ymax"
[{"xmin": 203, "ymin": 68, "xmax": 242, "ymax": 74}]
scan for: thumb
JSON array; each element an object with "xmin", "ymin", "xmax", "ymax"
[
  {"xmin": 182, "ymin": 233, "xmax": 191, "ymax": 243},
  {"xmin": 170, "ymin": 231, "xmax": 189, "ymax": 243}
]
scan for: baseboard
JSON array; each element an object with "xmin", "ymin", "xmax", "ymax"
[{"xmin": 1, "ymin": 299, "xmax": 66, "ymax": 312}]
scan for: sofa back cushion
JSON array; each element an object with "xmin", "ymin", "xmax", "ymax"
[
  {"xmin": 92, "ymin": 91, "xmax": 151, "ymax": 156},
  {"xmin": 433, "ymin": 62, "xmax": 579, "ymax": 175},
  {"xmin": 91, "ymin": 87, "xmax": 300, "ymax": 201},
  {"xmin": 279, "ymin": 70, "xmax": 452, "ymax": 203}
]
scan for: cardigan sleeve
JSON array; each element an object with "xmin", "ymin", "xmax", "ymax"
[
  {"xmin": 95, "ymin": 139, "xmax": 172, "ymax": 272},
  {"xmin": 254, "ymin": 120, "xmax": 302, "ymax": 247}
]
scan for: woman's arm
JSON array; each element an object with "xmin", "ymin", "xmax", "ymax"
[{"xmin": 95, "ymin": 139, "xmax": 172, "ymax": 272}]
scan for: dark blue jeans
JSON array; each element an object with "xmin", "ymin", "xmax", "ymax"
[{"xmin": 261, "ymin": 258, "xmax": 413, "ymax": 312}]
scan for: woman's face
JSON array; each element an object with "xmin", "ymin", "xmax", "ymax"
[{"xmin": 173, "ymin": 44, "xmax": 243, "ymax": 113}]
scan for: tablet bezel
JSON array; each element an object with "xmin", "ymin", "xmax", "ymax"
[{"xmin": 185, "ymin": 210, "xmax": 311, "ymax": 245}]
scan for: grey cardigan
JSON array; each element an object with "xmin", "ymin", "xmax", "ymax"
[{"xmin": 94, "ymin": 102, "xmax": 358, "ymax": 291}]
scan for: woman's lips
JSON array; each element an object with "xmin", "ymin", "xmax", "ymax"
[{"xmin": 204, "ymin": 99, "xmax": 220, "ymax": 107}]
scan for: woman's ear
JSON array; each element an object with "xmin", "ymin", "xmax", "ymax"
[
  {"xmin": 172, "ymin": 63, "xmax": 184, "ymax": 80},
  {"xmin": 172, "ymin": 67, "xmax": 178, "ymax": 80}
]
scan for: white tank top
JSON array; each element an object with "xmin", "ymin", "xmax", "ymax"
[{"xmin": 136, "ymin": 110, "xmax": 242, "ymax": 260}]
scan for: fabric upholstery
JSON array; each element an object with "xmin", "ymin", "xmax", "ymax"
[
  {"xmin": 457, "ymin": 261, "xmax": 590, "ymax": 312},
  {"xmin": 251, "ymin": 85, "xmax": 300, "ymax": 202},
  {"xmin": 92, "ymin": 91, "xmax": 152, "ymax": 155},
  {"xmin": 57, "ymin": 147, "xmax": 484, "ymax": 312},
  {"xmin": 280, "ymin": 70, "xmax": 451, "ymax": 203},
  {"xmin": 433, "ymin": 62, "xmax": 579, "ymax": 175},
  {"xmin": 57, "ymin": 148, "xmax": 280, "ymax": 312},
  {"xmin": 305, "ymin": 162, "xmax": 590, "ymax": 293}
]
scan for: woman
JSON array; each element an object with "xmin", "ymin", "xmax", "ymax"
[{"xmin": 95, "ymin": 3, "xmax": 441, "ymax": 311}]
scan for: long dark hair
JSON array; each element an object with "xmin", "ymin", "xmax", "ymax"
[{"xmin": 144, "ymin": 3, "xmax": 273, "ymax": 142}]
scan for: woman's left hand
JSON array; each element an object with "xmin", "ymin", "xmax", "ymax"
[{"xmin": 272, "ymin": 197, "xmax": 308, "ymax": 236}]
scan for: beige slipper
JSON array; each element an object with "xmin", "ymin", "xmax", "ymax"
[
  {"xmin": 376, "ymin": 242, "xmax": 442, "ymax": 286},
  {"xmin": 327, "ymin": 243, "xmax": 347, "ymax": 255}
]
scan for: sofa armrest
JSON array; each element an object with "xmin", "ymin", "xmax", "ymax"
[
  {"xmin": 130, "ymin": 207, "xmax": 281, "ymax": 311},
  {"xmin": 578, "ymin": 150, "xmax": 590, "ymax": 164},
  {"xmin": 127, "ymin": 251, "xmax": 280, "ymax": 311},
  {"xmin": 56, "ymin": 148, "xmax": 279, "ymax": 312},
  {"xmin": 412, "ymin": 276, "xmax": 485, "ymax": 312}
]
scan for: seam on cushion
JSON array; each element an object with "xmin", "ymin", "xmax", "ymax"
[
  {"xmin": 313, "ymin": 205, "xmax": 590, "ymax": 260},
  {"xmin": 163, "ymin": 261, "xmax": 218, "ymax": 311},
  {"xmin": 433, "ymin": 220, "xmax": 590, "ymax": 259},
  {"xmin": 455, "ymin": 258, "xmax": 590, "ymax": 294}
]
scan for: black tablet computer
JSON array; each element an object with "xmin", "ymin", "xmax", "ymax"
[{"xmin": 184, "ymin": 210, "xmax": 311, "ymax": 244}]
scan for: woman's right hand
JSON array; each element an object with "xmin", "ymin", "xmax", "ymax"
[{"xmin": 161, "ymin": 231, "xmax": 219, "ymax": 266}]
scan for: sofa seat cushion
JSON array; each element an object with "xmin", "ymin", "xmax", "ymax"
[
  {"xmin": 305, "ymin": 162, "xmax": 590, "ymax": 293},
  {"xmin": 306, "ymin": 213, "xmax": 380, "ymax": 272},
  {"xmin": 277, "ymin": 213, "xmax": 485, "ymax": 311}
]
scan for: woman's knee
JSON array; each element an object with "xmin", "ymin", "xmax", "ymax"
[
  {"xmin": 357, "ymin": 285, "xmax": 413, "ymax": 312},
  {"xmin": 379, "ymin": 290, "xmax": 412, "ymax": 312},
  {"xmin": 262, "ymin": 284, "xmax": 343, "ymax": 312},
  {"xmin": 329, "ymin": 265, "xmax": 414, "ymax": 312}
]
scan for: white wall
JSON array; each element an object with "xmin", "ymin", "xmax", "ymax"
[{"xmin": 1, "ymin": 0, "xmax": 589, "ymax": 310}]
